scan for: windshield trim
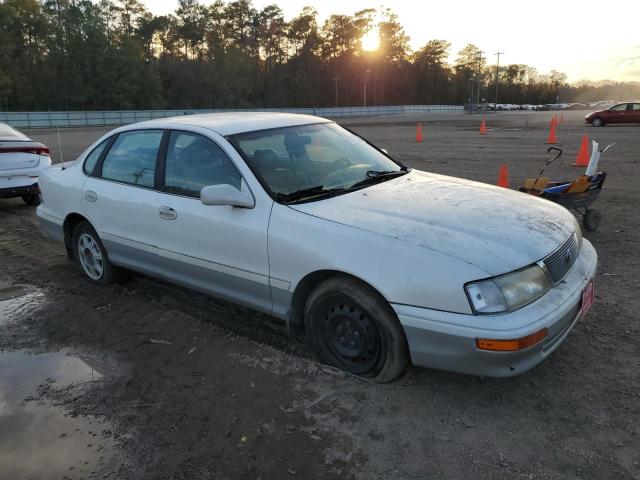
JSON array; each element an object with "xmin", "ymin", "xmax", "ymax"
[{"xmin": 226, "ymin": 122, "xmax": 407, "ymax": 205}]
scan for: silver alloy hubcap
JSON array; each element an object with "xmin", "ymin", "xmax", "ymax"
[{"xmin": 78, "ymin": 233, "xmax": 103, "ymax": 280}]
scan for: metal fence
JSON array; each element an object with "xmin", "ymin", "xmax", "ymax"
[{"xmin": 0, "ymin": 105, "xmax": 463, "ymax": 129}]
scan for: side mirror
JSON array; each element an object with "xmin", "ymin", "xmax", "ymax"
[{"xmin": 200, "ymin": 180, "xmax": 255, "ymax": 208}]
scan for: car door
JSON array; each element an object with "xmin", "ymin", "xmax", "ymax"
[
  {"xmin": 631, "ymin": 103, "xmax": 640, "ymax": 123},
  {"xmin": 83, "ymin": 129, "xmax": 165, "ymax": 267},
  {"xmin": 606, "ymin": 103, "xmax": 630, "ymax": 124},
  {"xmin": 153, "ymin": 129, "xmax": 273, "ymax": 314}
]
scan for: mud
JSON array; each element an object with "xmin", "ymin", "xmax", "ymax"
[{"xmin": 0, "ymin": 111, "xmax": 639, "ymax": 479}]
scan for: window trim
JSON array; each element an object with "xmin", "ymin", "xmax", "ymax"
[
  {"xmin": 83, "ymin": 135, "xmax": 116, "ymax": 177},
  {"xmin": 159, "ymin": 129, "xmax": 247, "ymax": 200},
  {"xmin": 94, "ymin": 128, "xmax": 165, "ymax": 190},
  {"xmin": 82, "ymin": 127, "xmax": 253, "ymax": 201}
]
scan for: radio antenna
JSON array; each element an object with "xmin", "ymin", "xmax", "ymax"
[{"xmin": 56, "ymin": 124, "xmax": 65, "ymax": 170}]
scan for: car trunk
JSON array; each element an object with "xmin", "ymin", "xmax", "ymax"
[{"xmin": 0, "ymin": 142, "xmax": 46, "ymax": 171}]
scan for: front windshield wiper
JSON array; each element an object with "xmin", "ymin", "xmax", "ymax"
[
  {"xmin": 349, "ymin": 169, "xmax": 408, "ymax": 189},
  {"xmin": 276, "ymin": 185, "xmax": 346, "ymax": 204}
]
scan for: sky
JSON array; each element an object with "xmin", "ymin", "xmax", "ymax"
[{"xmin": 141, "ymin": 0, "xmax": 640, "ymax": 83}]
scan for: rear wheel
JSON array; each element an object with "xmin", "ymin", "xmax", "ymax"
[
  {"xmin": 72, "ymin": 222, "xmax": 121, "ymax": 285},
  {"xmin": 304, "ymin": 276, "xmax": 409, "ymax": 383},
  {"xmin": 21, "ymin": 194, "xmax": 40, "ymax": 206},
  {"xmin": 591, "ymin": 117, "xmax": 604, "ymax": 127}
]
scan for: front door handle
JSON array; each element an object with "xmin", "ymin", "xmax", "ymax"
[
  {"xmin": 84, "ymin": 190, "xmax": 97, "ymax": 202},
  {"xmin": 159, "ymin": 206, "xmax": 177, "ymax": 220}
]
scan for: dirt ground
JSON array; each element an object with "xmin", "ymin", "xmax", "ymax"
[{"xmin": 1, "ymin": 111, "xmax": 639, "ymax": 479}]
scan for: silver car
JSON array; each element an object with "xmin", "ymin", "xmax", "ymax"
[{"xmin": 36, "ymin": 113, "xmax": 597, "ymax": 382}]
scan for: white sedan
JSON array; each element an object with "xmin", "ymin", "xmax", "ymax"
[
  {"xmin": 0, "ymin": 123, "xmax": 51, "ymax": 205},
  {"xmin": 36, "ymin": 113, "xmax": 597, "ymax": 382}
]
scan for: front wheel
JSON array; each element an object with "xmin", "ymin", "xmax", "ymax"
[
  {"xmin": 591, "ymin": 117, "xmax": 604, "ymax": 127},
  {"xmin": 72, "ymin": 222, "xmax": 120, "ymax": 285},
  {"xmin": 304, "ymin": 276, "xmax": 410, "ymax": 383}
]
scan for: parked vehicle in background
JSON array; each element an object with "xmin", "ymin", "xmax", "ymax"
[
  {"xmin": 564, "ymin": 103, "xmax": 588, "ymax": 110},
  {"xmin": 585, "ymin": 102, "xmax": 640, "ymax": 126},
  {"xmin": 0, "ymin": 123, "xmax": 51, "ymax": 205}
]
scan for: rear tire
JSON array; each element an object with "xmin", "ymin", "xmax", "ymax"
[
  {"xmin": 591, "ymin": 117, "xmax": 604, "ymax": 127},
  {"xmin": 72, "ymin": 222, "xmax": 122, "ymax": 285},
  {"xmin": 21, "ymin": 194, "xmax": 40, "ymax": 206},
  {"xmin": 583, "ymin": 209, "xmax": 601, "ymax": 232},
  {"xmin": 304, "ymin": 275, "xmax": 410, "ymax": 383}
]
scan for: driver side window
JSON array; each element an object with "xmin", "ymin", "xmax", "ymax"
[
  {"xmin": 164, "ymin": 131, "xmax": 241, "ymax": 198},
  {"xmin": 611, "ymin": 104, "xmax": 628, "ymax": 111}
]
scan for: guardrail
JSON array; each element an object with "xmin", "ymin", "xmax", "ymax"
[{"xmin": 0, "ymin": 105, "xmax": 463, "ymax": 129}]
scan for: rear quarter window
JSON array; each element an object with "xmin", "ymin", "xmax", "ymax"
[{"xmin": 83, "ymin": 139, "xmax": 110, "ymax": 175}]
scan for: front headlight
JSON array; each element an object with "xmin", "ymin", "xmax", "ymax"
[{"xmin": 465, "ymin": 264, "xmax": 551, "ymax": 315}]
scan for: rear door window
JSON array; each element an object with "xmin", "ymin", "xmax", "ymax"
[
  {"xmin": 100, "ymin": 130, "xmax": 163, "ymax": 188},
  {"xmin": 164, "ymin": 131, "xmax": 241, "ymax": 197}
]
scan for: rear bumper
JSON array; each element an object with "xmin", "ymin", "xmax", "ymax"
[
  {"xmin": 393, "ymin": 239, "xmax": 597, "ymax": 377},
  {"xmin": 0, "ymin": 182, "xmax": 38, "ymax": 199},
  {"xmin": 36, "ymin": 207, "xmax": 65, "ymax": 242}
]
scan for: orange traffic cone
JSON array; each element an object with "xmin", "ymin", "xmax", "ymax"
[
  {"xmin": 497, "ymin": 165, "xmax": 509, "ymax": 188},
  {"xmin": 550, "ymin": 115, "xmax": 557, "ymax": 128},
  {"xmin": 479, "ymin": 119, "xmax": 487, "ymax": 135},
  {"xmin": 560, "ymin": 111, "xmax": 565, "ymax": 123},
  {"xmin": 574, "ymin": 134, "xmax": 590, "ymax": 167},
  {"xmin": 416, "ymin": 123, "xmax": 423, "ymax": 142},
  {"xmin": 546, "ymin": 122, "xmax": 558, "ymax": 144}
]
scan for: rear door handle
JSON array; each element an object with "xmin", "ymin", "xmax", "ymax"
[
  {"xmin": 84, "ymin": 190, "xmax": 97, "ymax": 202},
  {"xmin": 159, "ymin": 206, "xmax": 177, "ymax": 220}
]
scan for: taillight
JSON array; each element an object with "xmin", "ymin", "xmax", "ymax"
[{"xmin": 0, "ymin": 146, "xmax": 50, "ymax": 156}]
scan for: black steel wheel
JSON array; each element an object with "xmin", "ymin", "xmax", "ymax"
[{"xmin": 304, "ymin": 276, "xmax": 409, "ymax": 382}]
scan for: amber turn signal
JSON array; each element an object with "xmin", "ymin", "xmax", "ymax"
[{"xmin": 476, "ymin": 328, "xmax": 548, "ymax": 352}]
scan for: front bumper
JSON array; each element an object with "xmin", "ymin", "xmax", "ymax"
[{"xmin": 393, "ymin": 239, "xmax": 597, "ymax": 377}]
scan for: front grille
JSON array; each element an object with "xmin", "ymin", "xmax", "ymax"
[{"xmin": 543, "ymin": 234, "xmax": 579, "ymax": 283}]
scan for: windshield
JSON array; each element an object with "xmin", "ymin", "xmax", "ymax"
[{"xmin": 228, "ymin": 123, "xmax": 406, "ymax": 203}]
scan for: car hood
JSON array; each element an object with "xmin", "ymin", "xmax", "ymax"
[{"xmin": 289, "ymin": 170, "xmax": 576, "ymax": 276}]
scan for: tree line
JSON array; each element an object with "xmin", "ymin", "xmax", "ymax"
[{"xmin": 1, "ymin": 0, "xmax": 638, "ymax": 111}]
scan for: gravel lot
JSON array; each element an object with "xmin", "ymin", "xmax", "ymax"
[{"xmin": 1, "ymin": 111, "xmax": 639, "ymax": 479}]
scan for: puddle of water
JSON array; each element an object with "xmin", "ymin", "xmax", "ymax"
[
  {"xmin": 0, "ymin": 351, "xmax": 118, "ymax": 479},
  {"xmin": 0, "ymin": 284, "xmax": 121, "ymax": 479},
  {"xmin": 0, "ymin": 285, "xmax": 46, "ymax": 325}
]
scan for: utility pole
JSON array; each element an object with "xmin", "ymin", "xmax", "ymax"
[
  {"xmin": 332, "ymin": 72, "xmax": 340, "ymax": 107},
  {"xmin": 494, "ymin": 51, "xmax": 504, "ymax": 112},
  {"xmin": 474, "ymin": 51, "xmax": 484, "ymax": 113}
]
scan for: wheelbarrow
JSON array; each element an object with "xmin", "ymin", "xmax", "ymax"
[{"xmin": 519, "ymin": 147, "xmax": 607, "ymax": 231}]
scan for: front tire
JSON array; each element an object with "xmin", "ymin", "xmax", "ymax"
[
  {"xmin": 591, "ymin": 117, "xmax": 604, "ymax": 127},
  {"xmin": 304, "ymin": 276, "xmax": 410, "ymax": 383},
  {"xmin": 72, "ymin": 222, "xmax": 119, "ymax": 285}
]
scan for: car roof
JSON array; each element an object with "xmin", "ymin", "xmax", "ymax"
[
  {"xmin": 0, "ymin": 122, "xmax": 31, "ymax": 142},
  {"xmin": 134, "ymin": 112, "xmax": 332, "ymax": 136}
]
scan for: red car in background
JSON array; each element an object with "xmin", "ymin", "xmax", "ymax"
[{"xmin": 585, "ymin": 102, "xmax": 640, "ymax": 126}]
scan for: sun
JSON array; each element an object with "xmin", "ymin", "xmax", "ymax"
[{"xmin": 362, "ymin": 28, "xmax": 380, "ymax": 52}]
